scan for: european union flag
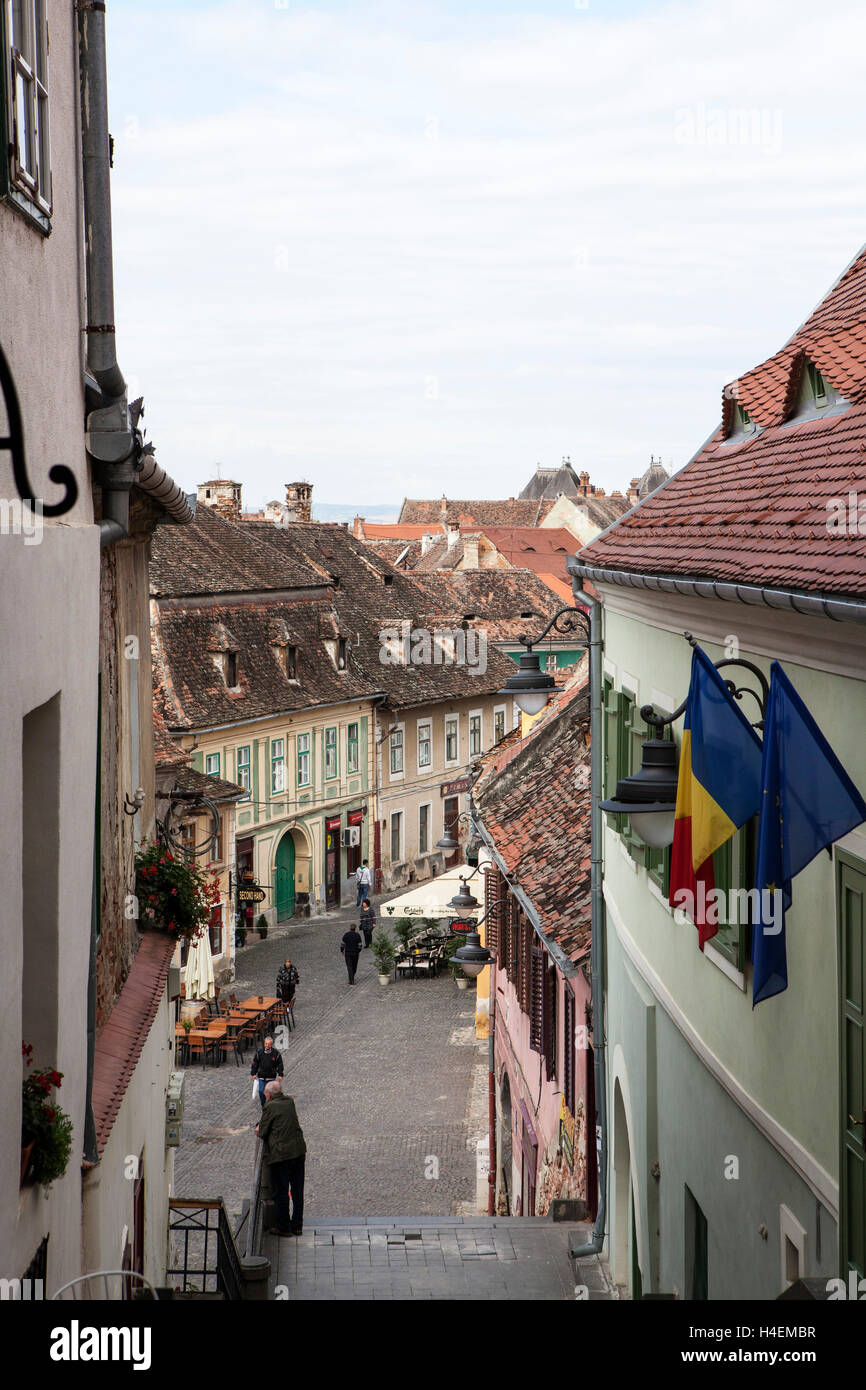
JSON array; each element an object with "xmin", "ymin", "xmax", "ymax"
[{"xmin": 752, "ymin": 663, "xmax": 866, "ymax": 1005}]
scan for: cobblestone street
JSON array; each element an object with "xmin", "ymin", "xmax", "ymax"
[{"xmin": 173, "ymin": 896, "xmax": 486, "ymax": 1225}]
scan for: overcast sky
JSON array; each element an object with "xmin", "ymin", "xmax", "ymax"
[{"xmin": 108, "ymin": 0, "xmax": 866, "ymax": 512}]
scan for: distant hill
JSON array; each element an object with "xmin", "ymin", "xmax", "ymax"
[{"xmin": 311, "ymin": 502, "xmax": 399, "ymax": 524}]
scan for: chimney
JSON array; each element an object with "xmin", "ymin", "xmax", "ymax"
[
  {"xmin": 353, "ymin": 516, "xmax": 365, "ymax": 539},
  {"xmin": 284, "ymin": 481, "xmax": 313, "ymax": 523},
  {"xmin": 462, "ymin": 535, "xmax": 479, "ymax": 569},
  {"xmin": 420, "ymin": 531, "xmax": 435, "ymax": 555},
  {"xmin": 440, "ymin": 494, "xmax": 448, "ymax": 520},
  {"xmin": 446, "ymin": 522, "xmax": 460, "ymax": 550},
  {"xmin": 627, "ymin": 478, "xmax": 639, "ymax": 503},
  {"xmin": 197, "ymin": 479, "xmax": 241, "ymax": 520},
  {"xmin": 578, "ymin": 471, "xmax": 590, "ymax": 497}
]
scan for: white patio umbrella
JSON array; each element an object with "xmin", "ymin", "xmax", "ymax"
[{"xmin": 184, "ymin": 928, "xmax": 215, "ymax": 1002}]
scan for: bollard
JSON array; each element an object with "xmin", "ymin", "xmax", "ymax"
[{"xmin": 240, "ymin": 1254, "xmax": 271, "ymax": 1301}]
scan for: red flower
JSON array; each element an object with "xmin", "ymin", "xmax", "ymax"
[
  {"xmin": 48, "ymin": 1070, "xmax": 62, "ymax": 1088},
  {"xmin": 45, "ymin": 1107, "xmax": 56, "ymax": 1123}
]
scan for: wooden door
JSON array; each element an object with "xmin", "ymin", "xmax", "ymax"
[
  {"xmin": 325, "ymin": 816, "xmax": 341, "ymax": 907},
  {"xmin": 275, "ymin": 832, "xmax": 295, "ymax": 921},
  {"xmin": 838, "ymin": 851, "xmax": 866, "ymax": 1281}
]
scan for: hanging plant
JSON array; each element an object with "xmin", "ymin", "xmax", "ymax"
[
  {"xmin": 134, "ymin": 840, "xmax": 220, "ymax": 946},
  {"xmin": 21, "ymin": 1043, "xmax": 73, "ymax": 1188}
]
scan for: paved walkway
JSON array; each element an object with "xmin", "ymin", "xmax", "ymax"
[
  {"xmin": 269, "ymin": 1218, "xmax": 616, "ymax": 1301},
  {"xmin": 174, "ymin": 895, "xmax": 485, "ymax": 1222}
]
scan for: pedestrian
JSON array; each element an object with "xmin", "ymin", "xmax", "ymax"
[
  {"xmin": 355, "ymin": 858, "xmax": 372, "ymax": 908},
  {"xmin": 250, "ymin": 1035, "xmax": 284, "ymax": 1109},
  {"xmin": 340, "ymin": 923, "xmax": 362, "ymax": 984},
  {"xmin": 256, "ymin": 1080, "xmax": 306, "ymax": 1237},
  {"xmin": 275, "ymin": 956, "xmax": 299, "ymax": 1006},
  {"xmin": 359, "ymin": 897, "xmax": 376, "ymax": 948}
]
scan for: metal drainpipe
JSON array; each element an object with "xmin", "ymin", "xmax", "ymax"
[
  {"xmin": 570, "ymin": 577, "xmax": 608, "ymax": 1258},
  {"xmin": 78, "ymin": 0, "xmax": 137, "ymax": 547}
]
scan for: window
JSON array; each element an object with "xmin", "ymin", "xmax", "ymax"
[
  {"xmin": 493, "ymin": 706, "xmax": 506, "ymax": 745},
  {"xmin": 5, "ymin": 0, "xmax": 52, "ymax": 220},
  {"xmin": 445, "ymin": 716, "xmax": 459, "ymax": 764},
  {"xmin": 286, "ymin": 645, "xmax": 297, "ymax": 679},
  {"xmin": 271, "ymin": 738, "xmax": 286, "ymax": 794},
  {"xmin": 236, "ymin": 745, "xmax": 251, "ymax": 798},
  {"xmin": 529, "ymin": 944, "xmax": 544, "ymax": 1049},
  {"xmin": 297, "ymin": 732, "xmax": 311, "ymax": 787},
  {"xmin": 347, "ymin": 722, "xmax": 359, "ymax": 774},
  {"xmin": 205, "ymin": 753, "xmax": 221, "ymax": 777},
  {"xmin": 337, "ymin": 637, "xmax": 347, "ymax": 669},
  {"xmin": 180, "ymin": 821, "xmax": 195, "ymax": 865},
  {"xmin": 417, "ymin": 720, "xmax": 432, "ymax": 769},
  {"xmin": 563, "ymin": 986, "xmax": 576, "ymax": 1116},
  {"xmin": 807, "ymin": 361, "xmax": 828, "ymax": 407},
  {"xmin": 390, "ymin": 811, "xmax": 403, "ymax": 864},
  {"xmin": 325, "ymin": 726, "xmax": 337, "ymax": 779},
  {"xmin": 389, "ymin": 727, "xmax": 404, "ymax": 776},
  {"xmin": 708, "ymin": 824, "xmax": 753, "ymax": 972},
  {"xmin": 210, "ymin": 814, "xmax": 224, "ymax": 863},
  {"xmin": 469, "ymin": 712, "xmax": 482, "ymax": 756},
  {"xmin": 225, "ymin": 651, "xmax": 238, "ymax": 687},
  {"xmin": 542, "ymin": 961, "xmax": 557, "ymax": 1081},
  {"xmin": 208, "ymin": 905, "xmax": 223, "ymax": 956},
  {"xmin": 419, "ymin": 803, "xmax": 430, "ymax": 854}
]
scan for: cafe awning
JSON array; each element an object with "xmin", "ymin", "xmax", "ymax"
[{"xmin": 379, "ymin": 865, "xmax": 482, "ymax": 921}]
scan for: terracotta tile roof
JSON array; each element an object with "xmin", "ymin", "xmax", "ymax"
[
  {"xmin": 358, "ymin": 523, "xmax": 446, "ymax": 539},
  {"xmin": 91, "ymin": 932, "xmax": 176, "ymax": 1159},
  {"xmin": 150, "ymin": 505, "xmax": 329, "ymax": 597},
  {"xmin": 474, "ymin": 674, "xmax": 591, "ymax": 963},
  {"xmin": 399, "ymin": 497, "xmax": 557, "ymax": 527},
  {"xmin": 578, "ymin": 245, "xmax": 866, "ymax": 597}
]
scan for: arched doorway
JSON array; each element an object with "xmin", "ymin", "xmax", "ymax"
[
  {"xmin": 498, "ymin": 1072, "xmax": 513, "ymax": 1214},
  {"xmin": 275, "ymin": 831, "xmax": 295, "ymax": 921}
]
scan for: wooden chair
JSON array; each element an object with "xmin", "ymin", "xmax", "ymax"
[{"xmin": 216, "ymin": 1032, "xmax": 243, "ymax": 1067}]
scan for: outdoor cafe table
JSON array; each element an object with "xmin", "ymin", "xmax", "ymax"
[{"xmin": 238, "ymin": 996, "xmax": 278, "ymax": 1010}]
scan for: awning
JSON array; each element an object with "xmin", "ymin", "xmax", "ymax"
[{"xmin": 379, "ymin": 865, "xmax": 481, "ymax": 921}]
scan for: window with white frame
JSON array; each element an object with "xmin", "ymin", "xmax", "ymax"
[
  {"xmin": 347, "ymin": 722, "xmax": 359, "ymax": 774},
  {"xmin": 445, "ymin": 715, "xmax": 459, "ymax": 764},
  {"xmin": 297, "ymin": 732, "xmax": 311, "ymax": 787},
  {"xmin": 390, "ymin": 810, "xmax": 403, "ymax": 863},
  {"xmin": 5, "ymin": 0, "xmax": 52, "ymax": 218},
  {"xmin": 469, "ymin": 711, "xmax": 482, "ymax": 756},
  {"xmin": 417, "ymin": 719, "xmax": 432, "ymax": 769},
  {"xmin": 325, "ymin": 726, "xmax": 338, "ymax": 780},
  {"xmin": 271, "ymin": 738, "xmax": 286, "ymax": 794},
  {"xmin": 493, "ymin": 705, "xmax": 506, "ymax": 744},
  {"xmin": 236, "ymin": 745, "xmax": 251, "ymax": 798},
  {"xmin": 205, "ymin": 752, "xmax": 221, "ymax": 777},
  {"xmin": 389, "ymin": 726, "xmax": 404, "ymax": 776},
  {"xmin": 418, "ymin": 803, "xmax": 430, "ymax": 854}
]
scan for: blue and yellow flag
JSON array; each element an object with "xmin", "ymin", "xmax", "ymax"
[{"xmin": 752, "ymin": 663, "xmax": 866, "ymax": 1005}]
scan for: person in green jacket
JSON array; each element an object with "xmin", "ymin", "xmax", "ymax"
[{"xmin": 256, "ymin": 1080, "xmax": 306, "ymax": 1236}]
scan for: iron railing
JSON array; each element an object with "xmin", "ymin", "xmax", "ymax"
[{"xmin": 167, "ymin": 1198, "xmax": 245, "ymax": 1299}]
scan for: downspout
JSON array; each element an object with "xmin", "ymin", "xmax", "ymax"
[
  {"xmin": 570, "ymin": 575, "xmax": 608, "ymax": 1258},
  {"xmin": 78, "ymin": 0, "xmax": 138, "ymax": 547}
]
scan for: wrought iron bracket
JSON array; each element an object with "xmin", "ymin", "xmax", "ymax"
[
  {"xmin": 639, "ymin": 631, "xmax": 769, "ymax": 734},
  {"xmin": 518, "ymin": 604, "xmax": 591, "ymax": 651},
  {"xmin": 155, "ymin": 787, "xmax": 221, "ymax": 857}
]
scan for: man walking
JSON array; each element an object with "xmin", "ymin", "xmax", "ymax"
[
  {"xmin": 256, "ymin": 1080, "xmax": 306, "ymax": 1237},
  {"xmin": 340, "ymin": 923, "xmax": 363, "ymax": 984},
  {"xmin": 355, "ymin": 858, "xmax": 372, "ymax": 907},
  {"xmin": 359, "ymin": 897, "xmax": 376, "ymax": 948},
  {"xmin": 250, "ymin": 1035, "xmax": 284, "ymax": 1109}
]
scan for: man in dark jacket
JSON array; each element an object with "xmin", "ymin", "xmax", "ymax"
[
  {"xmin": 256, "ymin": 1081, "xmax": 306, "ymax": 1236},
  {"xmin": 359, "ymin": 898, "xmax": 376, "ymax": 948},
  {"xmin": 250, "ymin": 1035, "xmax": 283, "ymax": 1109},
  {"xmin": 340, "ymin": 925, "xmax": 362, "ymax": 984}
]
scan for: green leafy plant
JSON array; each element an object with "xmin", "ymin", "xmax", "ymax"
[
  {"xmin": 393, "ymin": 918, "xmax": 413, "ymax": 949},
  {"xmin": 372, "ymin": 931, "xmax": 396, "ymax": 976},
  {"xmin": 181, "ymin": 1017, "xmax": 193, "ymax": 1034},
  {"xmin": 256, "ymin": 914, "xmax": 269, "ymax": 939},
  {"xmin": 134, "ymin": 840, "xmax": 220, "ymax": 946},
  {"xmin": 21, "ymin": 1043, "xmax": 73, "ymax": 1187}
]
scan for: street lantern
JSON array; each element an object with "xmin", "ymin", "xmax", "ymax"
[
  {"xmin": 598, "ymin": 738, "xmax": 678, "ymax": 848},
  {"xmin": 448, "ymin": 878, "xmax": 480, "ymax": 911},
  {"xmin": 499, "ymin": 606, "xmax": 590, "ymax": 716}
]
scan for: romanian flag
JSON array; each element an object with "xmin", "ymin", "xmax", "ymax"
[{"xmin": 669, "ymin": 646, "xmax": 763, "ymax": 948}]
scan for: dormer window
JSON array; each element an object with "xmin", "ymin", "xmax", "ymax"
[
  {"xmin": 734, "ymin": 403, "xmax": 755, "ymax": 435},
  {"xmin": 287, "ymin": 645, "xmax": 297, "ymax": 679},
  {"xmin": 806, "ymin": 361, "xmax": 828, "ymax": 408},
  {"xmin": 337, "ymin": 638, "xmax": 347, "ymax": 670},
  {"xmin": 225, "ymin": 651, "xmax": 238, "ymax": 687},
  {"xmin": 786, "ymin": 356, "xmax": 847, "ymax": 425},
  {"xmin": 383, "ymin": 574, "xmax": 393, "ymax": 586}
]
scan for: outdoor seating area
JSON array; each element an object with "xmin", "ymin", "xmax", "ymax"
[
  {"xmin": 393, "ymin": 922, "xmax": 453, "ymax": 981},
  {"xmin": 175, "ymin": 994, "xmax": 290, "ymax": 1066}
]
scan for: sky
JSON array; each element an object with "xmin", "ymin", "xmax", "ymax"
[{"xmin": 107, "ymin": 0, "xmax": 866, "ymax": 512}]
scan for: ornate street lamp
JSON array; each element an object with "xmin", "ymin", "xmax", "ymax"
[
  {"xmin": 499, "ymin": 606, "xmax": 591, "ymax": 715},
  {"xmin": 598, "ymin": 634, "xmax": 769, "ymax": 849},
  {"xmin": 451, "ymin": 901, "xmax": 507, "ymax": 976}
]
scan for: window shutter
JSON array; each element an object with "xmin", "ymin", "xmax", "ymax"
[
  {"xmin": 519, "ymin": 914, "xmax": 533, "ymax": 1015},
  {"xmin": 485, "ymin": 869, "xmax": 501, "ymax": 961},
  {"xmin": 529, "ymin": 946, "xmax": 544, "ymax": 1052},
  {"xmin": 563, "ymin": 986, "xmax": 576, "ymax": 1115},
  {"xmin": 543, "ymin": 964, "xmax": 557, "ymax": 1081}
]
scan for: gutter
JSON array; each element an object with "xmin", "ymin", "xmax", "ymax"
[
  {"xmin": 567, "ymin": 559, "xmax": 866, "ymax": 628},
  {"xmin": 78, "ymin": 3, "xmax": 192, "ymax": 543}
]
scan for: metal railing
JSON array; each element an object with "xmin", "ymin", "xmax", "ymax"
[{"xmin": 167, "ymin": 1198, "xmax": 245, "ymax": 1299}]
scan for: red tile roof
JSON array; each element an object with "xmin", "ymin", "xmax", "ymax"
[
  {"xmin": 578, "ymin": 245, "xmax": 866, "ymax": 597},
  {"xmin": 474, "ymin": 674, "xmax": 591, "ymax": 964},
  {"xmin": 91, "ymin": 932, "xmax": 176, "ymax": 1159}
]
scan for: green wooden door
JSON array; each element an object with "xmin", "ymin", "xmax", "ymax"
[
  {"xmin": 275, "ymin": 832, "xmax": 295, "ymax": 922},
  {"xmin": 839, "ymin": 852, "xmax": 866, "ymax": 1281}
]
